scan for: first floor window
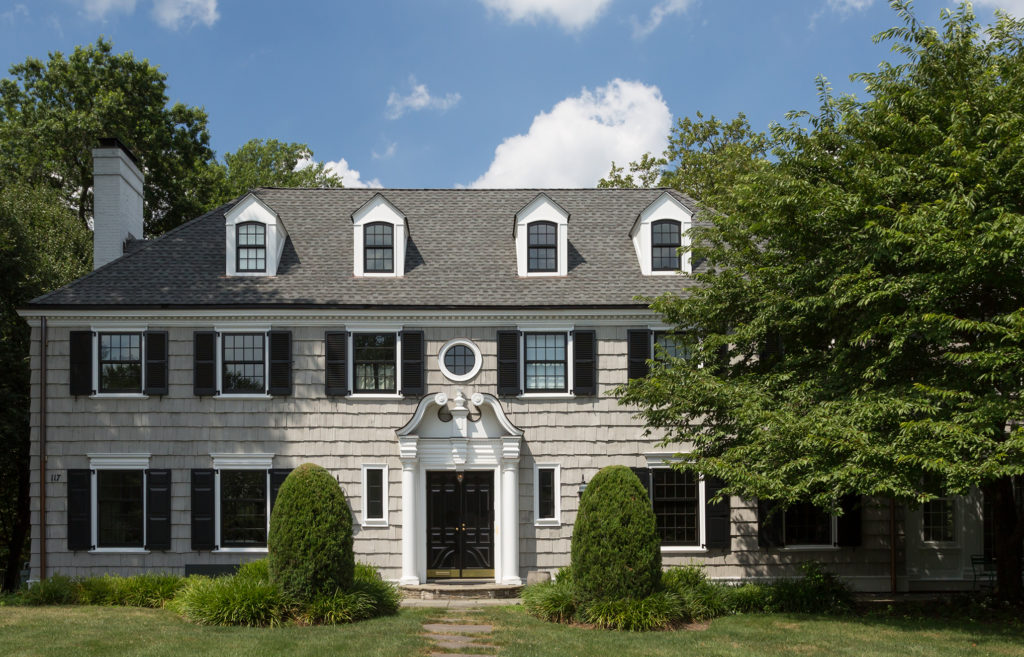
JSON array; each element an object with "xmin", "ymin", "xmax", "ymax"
[
  {"xmin": 922, "ymin": 498, "xmax": 955, "ymax": 542},
  {"xmin": 535, "ymin": 465, "xmax": 560, "ymax": 525},
  {"xmin": 353, "ymin": 333, "xmax": 397, "ymax": 393},
  {"xmin": 220, "ymin": 470, "xmax": 268, "ymax": 548},
  {"xmin": 96, "ymin": 470, "xmax": 144, "ymax": 548},
  {"xmin": 524, "ymin": 333, "xmax": 566, "ymax": 392},
  {"xmin": 222, "ymin": 333, "xmax": 265, "ymax": 393},
  {"xmin": 99, "ymin": 333, "xmax": 142, "ymax": 392},
  {"xmin": 651, "ymin": 468, "xmax": 700, "ymax": 546},
  {"xmin": 362, "ymin": 465, "xmax": 388, "ymax": 527},
  {"xmin": 784, "ymin": 502, "xmax": 833, "ymax": 546}
]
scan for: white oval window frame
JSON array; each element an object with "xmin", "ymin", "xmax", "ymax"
[{"xmin": 438, "ymin": 338, "xmax": 482, "ymax": 382}]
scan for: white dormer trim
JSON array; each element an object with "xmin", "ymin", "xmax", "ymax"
[
  {"xmin": 224, "ymin": 194, "xmax": 288, "ymax": 277},
  {"xmin": 352, "ymin": 193, "xmax": 408, "ymax": 277},
  {"xmin": 631, "ymin": 192, "xmax": 693, "ymax": 276},
  {"xmin": 514, "ymin": 193, "xmax": 569, "ymax": 277}
]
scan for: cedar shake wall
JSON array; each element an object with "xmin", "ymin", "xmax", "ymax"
[{"xmin": 26, "ymin": 321, "xmax": 982, "ymax": 590}]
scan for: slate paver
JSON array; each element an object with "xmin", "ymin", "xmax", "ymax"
[
  {"xmin": 422, "ymin": 623, "xmax": 493, "ymax": 633},
  {"xmin": 422, "ymin": 609, "xmax": 497, "ymax": 657}
]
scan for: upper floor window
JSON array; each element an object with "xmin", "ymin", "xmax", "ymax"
[
  {"xmin": 99, "ymin": 333, "xmax": 142, "ymax": 393},
  {"xmin": 651, "ymin": 220, "xmax": 681, "ymax": 271},
  {"xmin": 527, "ymin": 221, "xmax": 557, "ymax": 273},
  {"xmin": 222, "ymin": 333, "xmax": 266, "ymax": 394},
  {"xmin": 69, "ymin": 329, "xmax": 168, "ymax": 397},
  {"xmin": 353, "ymin": 333, "xmax": 397, "ymax": 393},
  {"xmin": 524, "ymin": 333, "xmax": 567, "ymax": 392},
  {"xmin": 236, "ymin": 222, "xmax": 266, "ymax": 272},
  {"xmin": 495, "ymin": 328, "xmax": 596, "ymax": 397},
  {"xmin": 193, "ymin": 329, "xmax": 292, "ymax": 397},
  {"xmin": 364, "ymin": 223, "xmax": 394, "ymax": 273}
]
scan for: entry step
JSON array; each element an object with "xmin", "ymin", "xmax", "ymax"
[{"xmin": 401, "ymin": 580, "xmax": 524, "ymax": 600}]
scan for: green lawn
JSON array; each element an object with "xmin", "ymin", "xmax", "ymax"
[{"xmin": 1, "ymin": 604, "xmax": 1022, "ymax": 657}]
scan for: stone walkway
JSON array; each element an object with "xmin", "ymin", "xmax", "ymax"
[{"xmin": 422, "ymin": 610, "xmax": 499, "ymax": 657}]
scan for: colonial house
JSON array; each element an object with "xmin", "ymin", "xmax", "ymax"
[{"xmin": 18, "ymin": 140, "xmax": 986, "ymax": 591}]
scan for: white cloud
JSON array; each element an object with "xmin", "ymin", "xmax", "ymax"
[
  {"xmin": 974, "ymin": 0, "xmax": 1024, "ymax": 16},
  {"xmin": 470, "ymin": 79, "xmax": 670, "ymax": 188},
  {"xmin": 386, "ymin": 77, "xmax": 461, "ymax": 120},
  {"xmin": 80, "ymin": 0, "xmax": 136, "ymax": 21},
  {"xmin": 322, "ymin": 158, "xmax": 382, "ymax": 189},
  {"xmin": 151, "ymin": 0, "xmax": 218, "ymax": 29},
  {"xmin": 478, "ymin": 0, "xmax": 612, "ymax": 32},
  {"xmin": 632, "ymin": 0, "xmax": 697, "ymax": 39},
  {"xmin": 372, "ymin": 142, "xmax": 398, "ymax": 160},
  {"xmin": 827, "ymin": 0, "xmax": 873, "ymax": 10}
]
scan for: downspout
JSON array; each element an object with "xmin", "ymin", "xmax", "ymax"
[
  {"xmin": 39, "ymin": 316, "xmax": 47, "ymax": 581},
  {"xmin": 889, "ymin": 497, "xmax": 896, "ymax": 594}
]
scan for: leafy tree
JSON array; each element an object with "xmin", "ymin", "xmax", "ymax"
[
  {"xmin": 0, "ymin": 37, "xmax": 221, "ymax": 236},
  {"xmin": 618, "ymin": 2, "xmax": 1024, "ymax": 599},
  {"xmin": 213, "ymin": 138, "xmax": 343, "ymax": 204},
  {"xmin": 0, "ymin": 184, "xmax": 90, "ymax": 591}
]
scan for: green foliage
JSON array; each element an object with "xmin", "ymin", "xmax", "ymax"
[
  {"xmin": 350, "ymin": 563, "xmax": 401, "ymax": 616},
  {"xmin": 20, "ymin": 575, "xmax": 77, "ymax": 605},
  {"xmin": 570, "ymin": 466, "xmax": 661, "ymax": 603},
  {"xmin": 617, "ymin": 1, "xmax": 1024, "ymax": 598},
  {"xmin": 168, "ymin": 575, "xmax": 291, "ymax": 627},
  {"xmin": 235, "ymin": 558, "xmax": 271, "ymax": 583},
  {"xmin": 299, "ymin": 590, "xmax": 375, "ymax": 625},
  {"xmin": 766, "ymin": 562, "xmax": 853, "ymax": 614},
  {"xmin": 213, "ymin": 138, "xmax": 343, "ymax": 205},
  {"xmin": 579, "ymin": 592, "xmax": 685, "ymax": 631},
  {"xmin": 268, "ymin": 463, "xmax": 354, "ymax": 601},
  {"xmin": 0, "ymin": 37, "xmax": 220, "ymax": 235},
  {"xmin": 522, "ymin": 579, "xmax": 578, "ymax": 624},
  {"xmin": 662, "ymin": 565, "xmax": 728, "ymax": 621},
  {"xmin": 75, "ymin": 574, "xmax": 183, "ymax": 607}
]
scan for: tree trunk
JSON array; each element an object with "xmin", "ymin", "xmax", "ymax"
[{"xmin": 982, "ymin": 477, "xmax": 1024, "ymax": 601}]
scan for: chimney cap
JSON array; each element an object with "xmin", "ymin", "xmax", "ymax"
[{"xmin": 97, "ymin": 137, "xmax": 140, "ymax": 168}]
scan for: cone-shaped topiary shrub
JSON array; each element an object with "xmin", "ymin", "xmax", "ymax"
[
  {"xmin": 268, "ymin": 463, "xmax": 353, "ymax": 600},
  {"xmin": 571, "ymin": 465, "xmax": 661, "ymax": 602}
]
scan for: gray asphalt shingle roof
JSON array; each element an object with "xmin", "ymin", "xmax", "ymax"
[{"xmin": 29, "ymin": 188, "xmax": 703, "ymax": 309}]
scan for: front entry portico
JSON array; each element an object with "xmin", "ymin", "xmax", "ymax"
[{"xmin": 396, "ymin": 390, "xmax": 523, "ymax": 586}]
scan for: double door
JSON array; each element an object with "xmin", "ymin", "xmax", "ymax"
[{"xmin": 426, "ymin": 470, "xmax": 494, "ymax": 578}]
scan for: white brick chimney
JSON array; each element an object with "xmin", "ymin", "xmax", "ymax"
[{"xmin": 91, "ymin": 138, "xmax": 144, "ymax": 270}]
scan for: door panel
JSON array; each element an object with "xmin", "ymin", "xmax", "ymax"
[
  {"xmin": 461, "ymin": 471, "xmax": 493, "ymax": 572},
  {"xmin": 426, "ymin": 470, "xmax": 494, "ymax": 578},
  {"xmin": 426, "ymin": 472, "xmax": 460, "ymax": 573}
]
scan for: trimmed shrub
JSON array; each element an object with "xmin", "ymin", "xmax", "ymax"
[
  {"xmin": 765, "ymin": 562, "xmax": 853, "ymax": 614},
  {"xmin": 21, "ymin": 574, "xmax": 77, "ymax": 605},
  {"xmin": 522, "ymin": 579, "xmax": 577, "ymax": 623},
  {"xmin": 268, "ymin": 463, "xmax": 354, "ymax": 601},
  {"xmin": 169, "ymin": 575, "xmax": 291, "ymax": 627},
  {"xmin": 580, "ymin": 591, "xmax": 685, "ymax": 631},
  {"xmin": 350, "ymin": 563, "xmax": 401, "ymax": 616},
  {"xmin": 571, "ymin": 465, "xmax": 661, "ymax": 602}
]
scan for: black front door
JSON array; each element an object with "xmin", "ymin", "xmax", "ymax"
[{"xmin": 426, "ymin": 470, "xmax": 494, "ymax": 578}]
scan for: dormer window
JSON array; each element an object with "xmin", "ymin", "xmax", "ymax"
[
  {"xmin": 364, "ymin": 223, "xmax": 394, "ymax": 273},
  {"xmin": 236, "ymin": 222, "xmax": 267, "ymax": 272},
  {"xmin": 651, "ymin": 220, "xmax": 681, "ymax": 271},
  {"xmin": 527, "ymin": 221, "xmax": 557, "ymax": 272}
]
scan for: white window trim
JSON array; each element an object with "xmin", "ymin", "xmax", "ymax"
[
  {"xmin": 438, "ymin": 338, "xmax": 482, "ymax": 383},
  {"xmin": 361, "ymin": 464, "xmax": 389, "ymax": 528},
  {"xmin": 348, "ymin": 328, "xmax": 403, "ymax": 398},
  {"xmin": 533, "ymin": 463, "xmax": 561, "ymax": 527},
  {"xmin": 517, "ymin": 323, "xmax": 574, "ymax": 398},
  {"xmin": 211, "ymin": 453, "xmax": 274, "ymax": 553},
  {"xmin": 87, "ymin": 453, "xmax": 151, "ymax": 554},
  {"xmin": 352, "ymin": 194, "xmax": 408, "ymax": 278},
  {"xmin": 213, "ymin": 324, "xmax": 274, "ymax": 399},
  {"xmin": 514, "ymin": 194, "xmax": 569, "ymax": 277},
  {"xmin": 921, "ymin": 496, "xmax": 958, "ymax": 547},
  {"xmin": 632, "ymin": 192, "xmax": 692, "ymax": 276},
  {"xmin": 224, "ymin": 193, "xmax": 287, "ymax": 277},
  {"xmin": 644, "ymin": 454, "xmax": 707, "ymax": 553},
  {"xmin": 89, "ymin": 324, "xmax": 149, "ymax": 399}
]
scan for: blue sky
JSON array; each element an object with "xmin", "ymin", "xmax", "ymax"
[{"xmin": 0, "ymin": 0, "xmax": 1018, "ymax": 189}]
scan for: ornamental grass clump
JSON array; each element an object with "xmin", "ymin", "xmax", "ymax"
[{"xmin": 268, "ymin": 463, "xmax": 354, "ymax": 601}]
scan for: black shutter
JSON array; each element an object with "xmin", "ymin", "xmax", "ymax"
[
  {"xmin": 193, "ymin": 331, "xmax": 217, "ymax": 396},
  {"xmin": 757, "ymin": 499, "xmax": 784, "ymax": 548},
  {"xmin": 143, "ymin": 331, "xmax": 169, "ymax": 395},
  {"xmin": 704, "ymin": 476, "xmax": 731, "ymax": 549},
  {"xmin": 145, "ymin": 469, "xmax": 172, "ymax": 550},
  {"xmin": 67, "ymin": 469, "xmax": 92, "ymax": 551},
  {"xmin": 572, "ymin": 330, "xmax": 597, "ymax": 396},
  {"xmin": 268, "ymin": 330, "xmax": 292, "ymax": 396},
  {"xmin": 496, "ymin": 330, "xmax": 521, "ymax": 396},
  {"xmin": 630, "ymin": 467, "xmax": 652, "ymax": 501},
  {"xmin": 69, "ymin": 331, "xmax": 93, "ymax": 396},
  {"xmin": 325, "ymin": 331, "xmax": 349, "ymax": 396},
  {"xmin": 400, "ymin": 330, "xmax": 425, "ymax": 396},
  {"xmin": 269, "ymin": 468, "xmax": 292, "ymax": 513},
  {"xmin": 191, "ymin": 469, "xmax": 216, "ymax": 550},
  {"xmin": 837, "ymin": 494, "xmax": 863, "ymax": 547},
  {"xmin": 627, "ymin": 329, "xmax": 652, "ymax": 380}
]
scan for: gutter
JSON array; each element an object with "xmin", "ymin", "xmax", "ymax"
[{"xmin": 39, "ymin": 316, "xmax": 47, "ymax": 581}]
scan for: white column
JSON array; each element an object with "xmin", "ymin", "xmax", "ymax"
[
  {"xmin": 399, "ymin": 436, "xmax": 419, "ymax": 585},
  {"xmin": 500, "ymin": 459, "xmax": 522, "ymax": 585}
]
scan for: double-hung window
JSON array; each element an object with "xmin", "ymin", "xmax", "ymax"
[
  {"xmin": 495, "ymin": 328, "xmax": 596, "ymax": 397},
  {"xmin": 222, "ymin": 333, "xmax": 265, "ymax": 394},
  {"xmin": 323, "ymin": 329, "xmax": 425, "ymax": 398},
  {"xmin": 527, "ymin": 221, "xmax": 557, "ymax": 273},
  {"xmin": 783, "ymin": 502, "xmax": 834, "ymax": 547},
  {"xmin": 651, "ymin": 219, "xmax": 682, "ymax": 271},
  {"xmin": 220, "ymin": 469, "xmax": 268, "ymax": 548},
  {"xmin": 524, "ymin": 333, "xmax": 567, "ymax": 393},
  {"xmin": 353, "ymin": 333, "xmax": 397, "ymax": 393},
  {"xmin": 191, "ymin": 456, "xmax": 291, "ymax": 552},
  {"xmin": 193, "ymin": 329, "xmax": 292, "ymax": 397},
  {"xmin": 236, "ymin": 222, "xmax": 266, "ymax": 273},
  {"xmin": 364, "ymin": 222, "xmax": 394, "ymax": 273},
  {"xmin": 922, "ymin": 497, "xmax": 955, "ymax": 543},
  {"xmin": 633, "ymin": 463, "xmax": 730, "ymax": 551},
  {"xmin": 68, "ymin": 329, "xmax": 169, "ymax": 397},
  {"xmin": 98, "ymin": 333, "xmax": 142, "ymax": 393},
  {"xmin": 758, "ymin": 496, "xmax": 862, "ymax": 548}
]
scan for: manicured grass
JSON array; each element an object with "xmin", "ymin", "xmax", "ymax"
[{"xmin": 1, "ymin": 602, "xmax": 1023, "ymax": 657}]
